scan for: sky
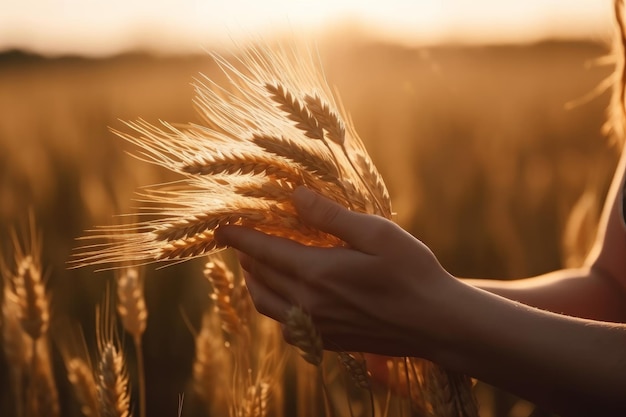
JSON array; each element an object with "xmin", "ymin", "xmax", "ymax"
[{"xmin": 0, "ymin": 0, "xmax": 616, "ymax": 56}]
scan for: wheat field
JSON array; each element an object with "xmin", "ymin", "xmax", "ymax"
[{"xmin": 0, "ymin": 36, "xmax": 619, "ymax": 417}]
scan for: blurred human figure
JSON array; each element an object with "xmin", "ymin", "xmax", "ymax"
[{"xmin": 216, "ymin": 2, "xmax": 626, "ymax": 416}]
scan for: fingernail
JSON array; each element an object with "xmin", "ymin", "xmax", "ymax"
[{"xmin": 293, "ymin": 186, "xmax": 316, "ymax": 209}]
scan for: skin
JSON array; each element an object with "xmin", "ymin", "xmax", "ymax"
[{"xmin": 215, "ymin": 142, "xmax": 626, "ymax": 417}]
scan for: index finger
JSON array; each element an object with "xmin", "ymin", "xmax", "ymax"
[{"xmin": 215, "ymin": 225, "xmax": 310, "ymax": 276}]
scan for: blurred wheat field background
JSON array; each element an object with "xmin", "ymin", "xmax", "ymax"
[{"xmin": 0, "ymin": 37, "xmax": 618, "ymax": 416}]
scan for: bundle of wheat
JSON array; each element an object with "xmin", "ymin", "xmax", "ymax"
[{"xmin": 72, "ymin": 43, "xmax": 391, "ymax": 270}]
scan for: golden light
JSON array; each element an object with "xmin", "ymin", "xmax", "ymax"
[{"xmin": 0, "ymin": 1, "xmax": 616, "ymax": 55}]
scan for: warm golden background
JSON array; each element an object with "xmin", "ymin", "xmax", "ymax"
[{"xmin": 0, "ymin": 1, "xmax": 621, "ymax": 416}]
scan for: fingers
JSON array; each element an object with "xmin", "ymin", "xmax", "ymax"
[
  {"xmin": 215, "ymin": 225, "xmax": 308, "ymax": 277},
  {"xmin": 293, "ymin": 186, "xmax": 394, "ymax": 254},
  {"xmin": 237, "ymin": 251, "xmax": 304, "ymax": 304},
  {"xmin": 241, "ymin": 268, "xmax": 291, "ymax": 322}
]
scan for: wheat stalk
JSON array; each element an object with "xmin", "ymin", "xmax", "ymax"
[
  {"xmin": 115, "ymin": 267, "xmax": 147, "ymax": 417},
  {"xmin": 1, "ymin": 215, "xmax": 59, "ymax": 417},
  {"xmin": 27, "ymin": 341, "xmax": 60, "ymax": 417},
  {"xmin": 192, "ymin": 310, "xmax": 230, "ymax": 414},
  {"xmin": 96, "ymin": 296, "xmax": 132, "ymax": 417},
  {"xmin": 1, "ymin": 279, "xmax": 30, "ymax": 417}
]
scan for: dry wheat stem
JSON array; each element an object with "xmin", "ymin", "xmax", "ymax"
[
  {"xmin": 448, "ymin": 372, "xmax": 479, "ymax": 417},
  {"xmin": 2, "ymin": 281, "xmax": 31, "ymax": 366},
  {"xmin": 192, "ymin": 311, "xmax": 230, "ymax": 413},
  {"xmin": 1, "ymin": 285, "xmax": 29, "ymax": 417},
  {"xmin": 27, "ymin": 341, "xmax": 60, "ymax": 417}
]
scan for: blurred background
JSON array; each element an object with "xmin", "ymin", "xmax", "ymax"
[{"xmin": 0, "ymin": 1, "xmax": 621, "ymax": 416}]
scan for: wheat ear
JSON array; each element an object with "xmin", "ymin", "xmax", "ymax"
[
  {"xmin": 424, "ymin": 363, "xmax": 479, "ymax": 417},
  {"xmin": 338, "ymin": 352, "xmax": 376, "ymax": 417},
  {"xmin": 265, "ymin": 82, "xmax": 324, "ymax": 139},
  {"xmin": 55, "ymin": 320, "xmax": 99, "ymax": 417},
  {"xmin": 284, "ymin": 306, "xmax": 323, "ymax": 366},
  {"xmin": 203, "ymin": 257, "xmax": 242, "ymax": 336},
  {"xmin": 97, "ymin": 342, "xmax": 132, "ymax": 417},
  {"xmin": 5, "ymin": 215, "xmax": 49, "ymax": 340},
  {"xmin": 116, "ymin": 267, "xmax": 147, "ymax": 417},
  {"xmin": 241, "ymin": 380, "xmax": 271, "ymax": 417},
  {"xmin": 338, "ymin": 352, "xmax": 370, "ymax": 389},
  {"xmin": 66, "ymin": 358, "xmax": 99, "ymax": 417},
  {"xmin": 3, "ymin": 216, "xmax": 59, "ymax": 417},
  {"xmin": 303, "ymin": 93, "xmax": 346, "ymax": 145},
  {"xmin": 251, "ymin": 133, "xmax": 341, "ymax": 183},
  {"xmin": 284, "ymin": 307, "xmax": 335, "ymax": 415},
  {"xmin": 96, "ymin": 296, "xmax": 132, "ymax": 417}
]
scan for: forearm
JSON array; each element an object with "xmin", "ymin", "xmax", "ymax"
[
  {"xmin": 420, "ymin": 279, "xmax": 626, "ymax": 417},
  {"xmin": 464, "ymin": 267, "xmax": 626, "ymax": 322}
]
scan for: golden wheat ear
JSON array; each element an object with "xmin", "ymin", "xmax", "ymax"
[
  {"xmin": 2, "ymin": 213, "xmax": 60, "ymax": 417},
  {"xmin": 70, "ymin": 41, "xmax": 391, "ymax": 270},
  {"xmin": 55, "ymin": 321, "xmax": 99, "ymax": 417},
  {"xmin": 95, "ymin": 291, "xmax": 132, "ymax": 417}
]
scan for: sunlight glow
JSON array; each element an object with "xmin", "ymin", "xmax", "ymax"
[{"xmin": 0, "ymin": 0, "xmax": 615, "ymax": 56}]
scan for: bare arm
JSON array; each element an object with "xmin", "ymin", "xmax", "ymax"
[
  {"xmin": 431, "ymin": 279, "xmax": 626, "ymax": 417},
  {"xmin": 466, "ymin": 144, "xmax": 626, "ymax": 322}
]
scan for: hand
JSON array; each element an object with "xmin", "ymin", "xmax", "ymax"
[{"xmin": 215, "ymin": 187, "xmax": 455, "ymax": 357}]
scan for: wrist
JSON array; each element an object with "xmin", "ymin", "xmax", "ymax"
[
  {"xmin": 398, "ymin": 272, "xmax": 470, "ymax": 361},
  {"xmin": 410, "ymin": 276, "xmax": 505, "ymax": 371}
]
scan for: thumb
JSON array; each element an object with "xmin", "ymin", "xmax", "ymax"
[{"xmin": 292, "ymin": 186, "xmax": 389, "ymax": 253}]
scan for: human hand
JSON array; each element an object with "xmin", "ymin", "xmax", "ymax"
[{"xmin": 215, "ymin": 187, "xmax": 456, "ymax": 357}]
